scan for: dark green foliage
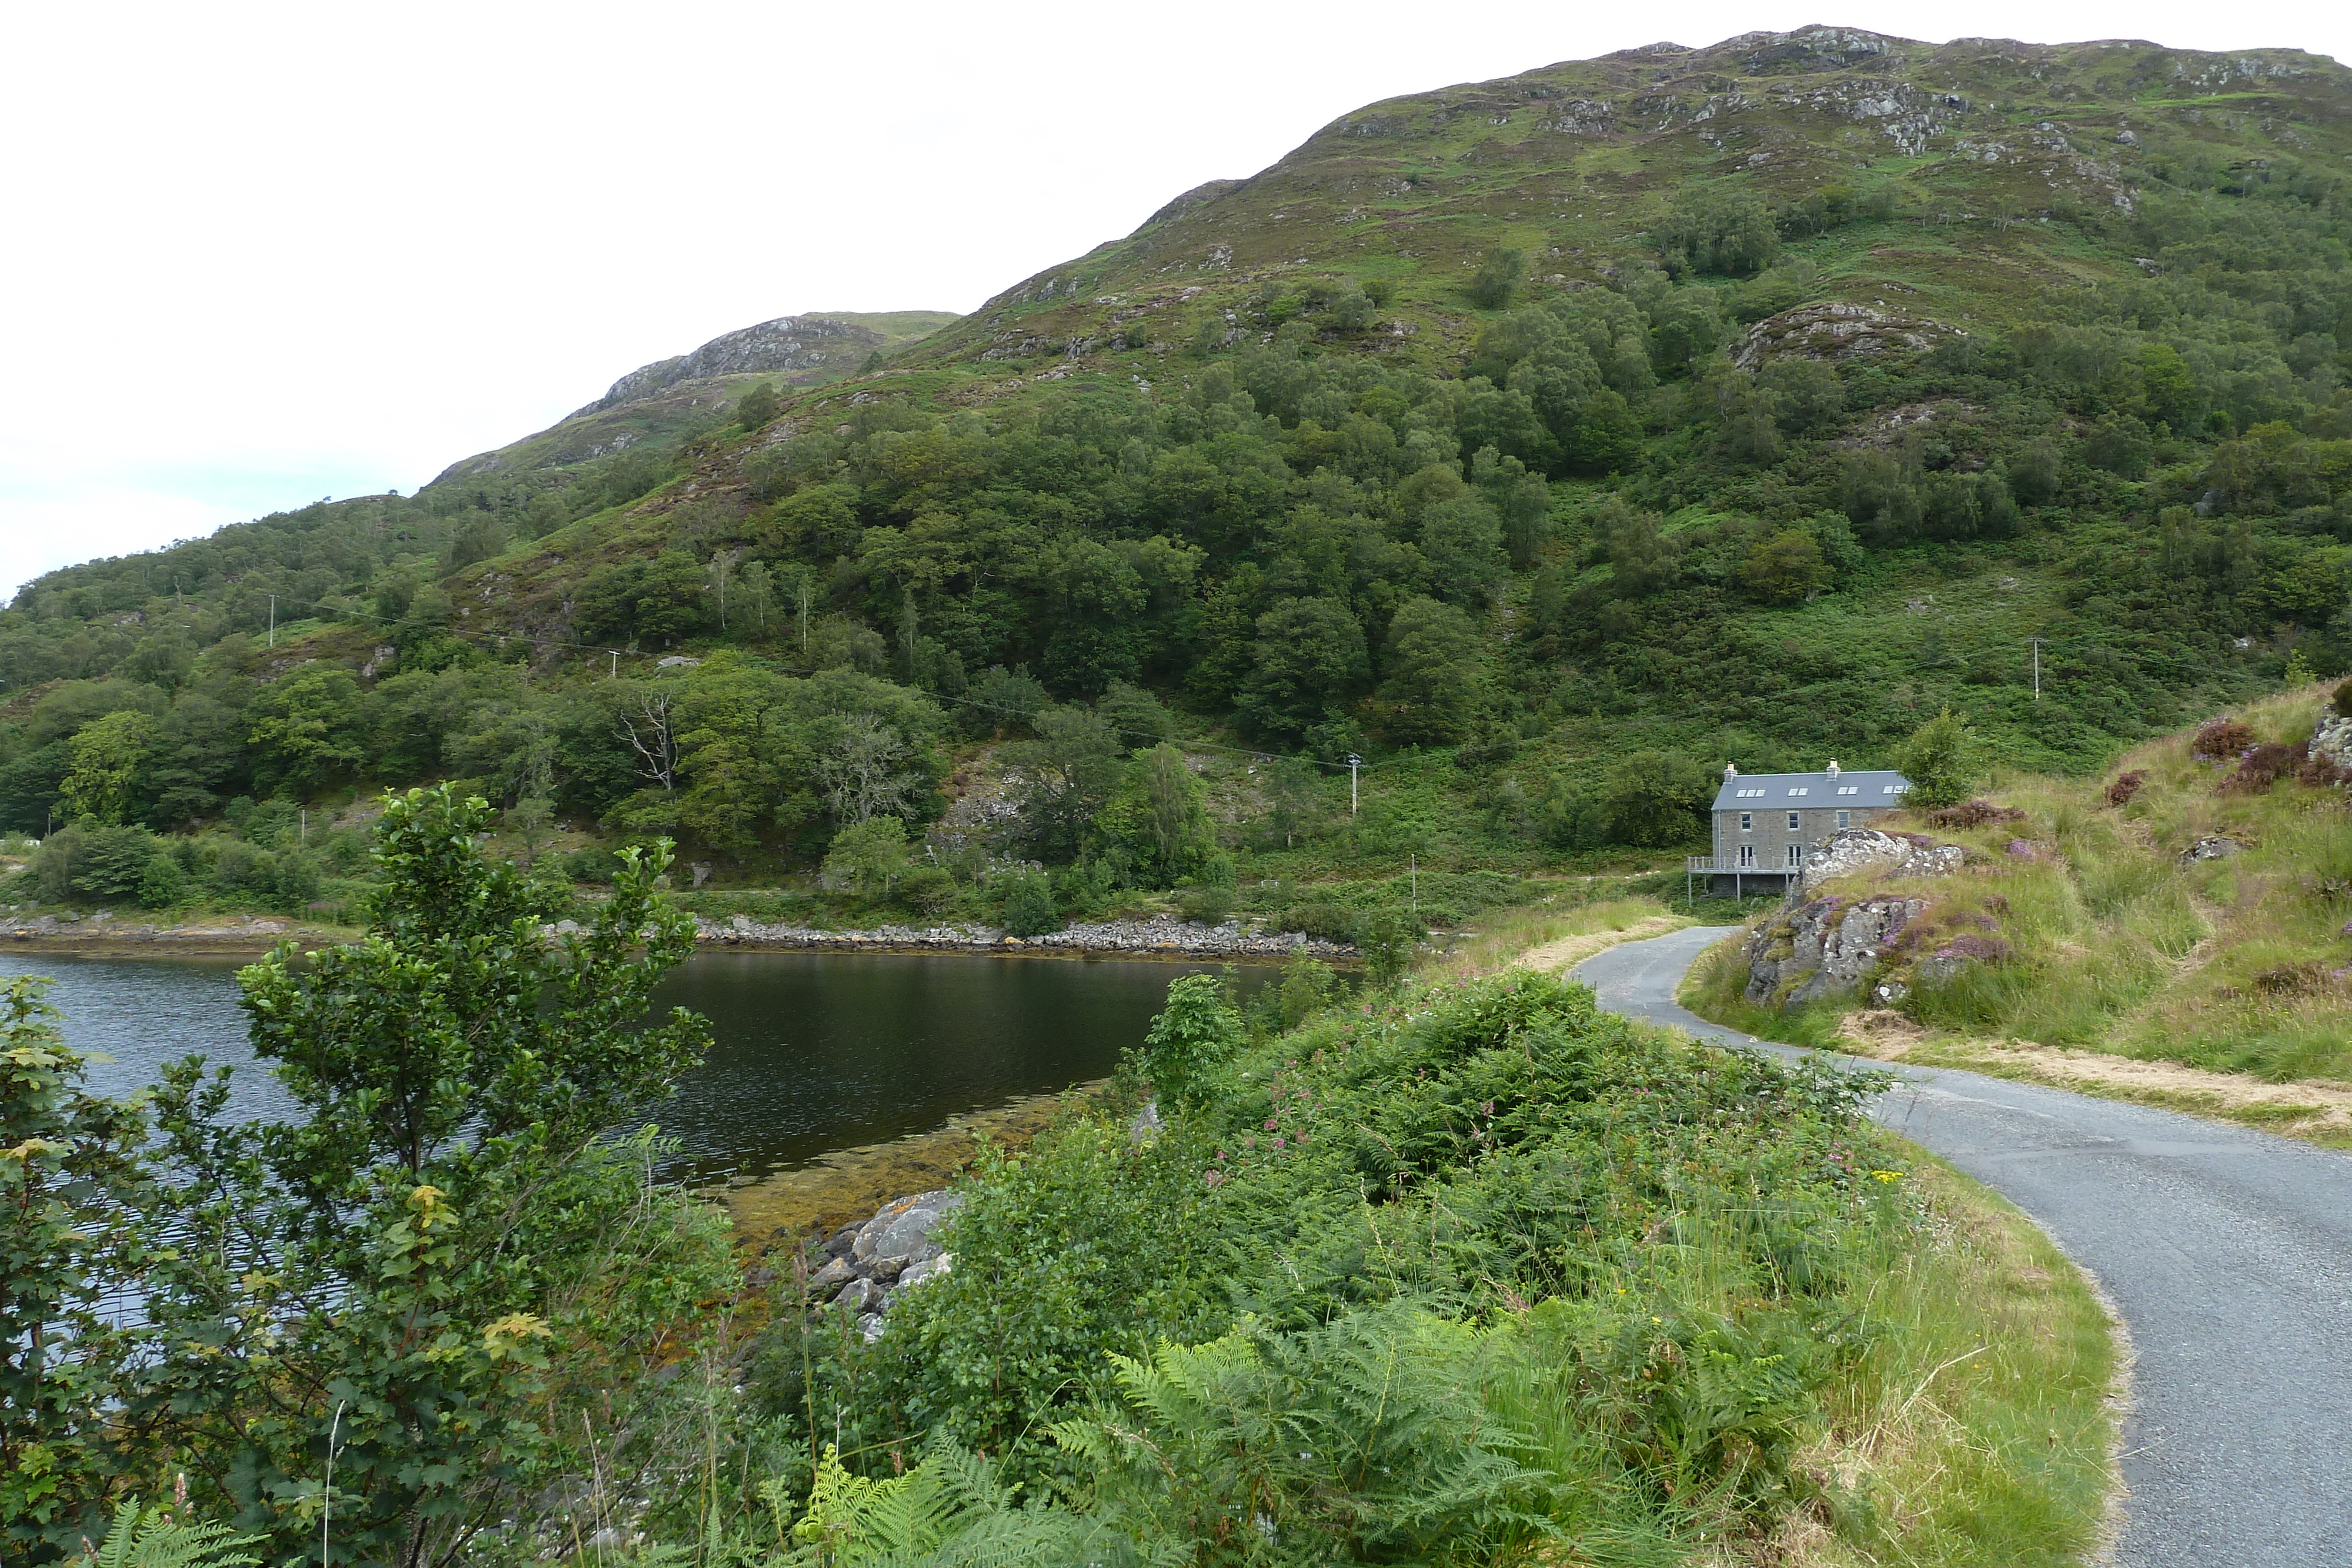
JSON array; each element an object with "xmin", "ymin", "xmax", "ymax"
[
  {"xmin": 792, "ymin": 971, "xmax": 1906, "ymax": 1558},
  {"xmin": 737, "ymin": 380, "xmax": 781, "ymax": 432},
  {"xmin": 1599, "ymin": 750, "xmax": 1715, "ymax": 847},
  {"xmin": 1238, "ymin": 598, "xmax": 1369, "ymax": 740},
  {"xmin": 961, "ymin": 665, "xmax": 1050, "ymax": 737},
  {"xmin": 1658, "ymin": 187, "xmax": 1780, "ymax": 276},
  {"xmin": 1896, "ymin": 707, "xmax": 1980, "ymax": 809},
  {"xmin": 573, "ymin": 550, "xmax": 710, "ymax": 645},
  {"xmin": 1466, "ymin": 248, "xmax": 1524, "ymax": 310},
  {"xmin": 998, "ymin": 871, "xmax": 1060, "ymax": 937},
  {"xmin": 0, "ymin": 980, "xmax": 153, "ymax": 1554}
]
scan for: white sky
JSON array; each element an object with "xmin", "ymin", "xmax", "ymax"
[{"xmin": 2, "ymin": 0, "xmax": 2343, "ymax": 601}]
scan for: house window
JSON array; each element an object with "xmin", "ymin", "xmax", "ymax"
[
  {"xmin": 1738, "ymin": 844, "xmax": 1755, "ymax": 867},
  {"xmin": 1788, "ymin": 787, "xmax": 1809, "ymax": 796},
  {"xmin": 1739, "ymin": 812, "xmax": 1752, "ymax": 832},
  {"xmin": 1838, "ymin": 785, "xmax": 1859, "ymax": 795},
  {"xmin": 1786, "ymin": 844, "xmax": 1802, "ymax": 868},
  {"xmin": 1838, "ymin": 810, "xmax": 1851, "ymax": 829},
  {"xmin": 1787, "ymin": 811, "xmax": 1800, "ymax": 831}
]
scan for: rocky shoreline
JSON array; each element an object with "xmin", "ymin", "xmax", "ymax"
[
  {"xmin": 771, "ymin": 1190, "xmax": 964, "ymax": 1343},
  {"xmin": 0, "ymin": 910, "xmax": 1355, "ymax": 961},
  {"xmin": 671, "ymin": 911, "xmax": 1356, "ymax": 959}
]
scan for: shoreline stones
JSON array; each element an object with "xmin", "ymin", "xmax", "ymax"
[
  {"xmin": 797, "ymin": 1189, "xmax": 965, "ymax": 1342},
  {"xmin": 677, "ymin": 912, "xmax": 1355, "ymax": 959}
]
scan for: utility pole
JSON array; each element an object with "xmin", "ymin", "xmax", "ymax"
[
  {"xmin": 1409, "ymin": 854, "xmax": 1418, "ymax": 920},
  {"xmin": 268, "ymin": 594, "xmax": 276, "ymax": 648},
  {"xmin": 2030, "ymin": 638, "xmax": 2042, "ymax": 701},
  {"xmin": 1347, "ymin": 754, "xmax": 1362, "ymax": 816},
  {"xmin": 609, "ymin": 650, "xmax": 619, "ymax": 680}
]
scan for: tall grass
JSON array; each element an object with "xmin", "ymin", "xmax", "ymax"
[{"xmin": 1700, "ymin": 683, "xmax": 2352, "ymax": 1084}]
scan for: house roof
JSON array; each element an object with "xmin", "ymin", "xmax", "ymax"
[{"xmin": 1712, "ymin": 768, "xmax": 1912, "ymax": 813}]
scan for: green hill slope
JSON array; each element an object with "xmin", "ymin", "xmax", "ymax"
[{"xmin": 4, "ymin": 27, "xmax": 2350, "ymax": 901}]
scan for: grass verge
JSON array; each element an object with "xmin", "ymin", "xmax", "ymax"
[{"xmin": 1725, "ymin": 1156, "xmax": 2123, "ymax": 1567}]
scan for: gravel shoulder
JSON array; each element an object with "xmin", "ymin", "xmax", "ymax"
[{"xmin": 1578, "ymin": 925, "xmax": 2352, "ymax": 1568}]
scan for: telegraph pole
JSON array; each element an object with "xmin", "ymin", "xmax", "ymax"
[
  {"xmin": 609, "ymin": 650, "xmax": 619, "ymax": 680},
  {"xmin": 268, "ymin": 594, "xmax": 276, "ymax": 648},
  {"xmin": 1347, "ymin": 754, "xmax": 1362, "ymax": 815},
  {"xmin": 2031, "ymin": 638, "xmax": 2043, "ymax": 701}
]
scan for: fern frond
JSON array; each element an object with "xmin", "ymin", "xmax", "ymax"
[{"xmin": 85, "ymin": 1501, "xmax": 263, "ymax": 1568}]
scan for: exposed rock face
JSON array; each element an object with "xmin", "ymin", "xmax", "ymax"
[
  {"xmin": 1744, "ymin": 895, "xmax": 1926, "ymax": 1007},
  {"xmin": 573, "ymin": 316, "xmax": 883, "ymax": 417},
  {"xmin": 2311, "ymin": 708, "xmax": 2352, "ymax": 765},
  {"xmin": 1799, "ymin": 828, "xmax": 1965, "ymax": 892},
  {"xmin": 1734, "ymin": 301, "xmax": 1963, "ymax": 370}
]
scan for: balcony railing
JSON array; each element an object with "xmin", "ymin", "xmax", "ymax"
[{"xmin": 1685, "ymin": 856, "xmax": 1795, "ymax": 874}]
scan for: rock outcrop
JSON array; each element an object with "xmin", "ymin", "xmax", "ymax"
[
  {"xmin": 795, "ymin": 1189, "xmax": 965, "ymax": 1343},
  {"xmin": 1744, "ymin": 895, "xmax": 1927, "ymax": 1006},
  {"xmin": 1739, "ymin": 826, "xmax": 1970, "ymax": 1007},
  {"xmin": 1799, "ymin": 827, "xmax": 1965, "ymax": 892},
  {"xmin": 573, "ymin": 316, "xmax": 884, "ymax": 417}
]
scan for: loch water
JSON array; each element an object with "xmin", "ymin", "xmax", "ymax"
[{"xmin": 0, "ymin": 948, "xmax": 1272, "ymax": 1184}]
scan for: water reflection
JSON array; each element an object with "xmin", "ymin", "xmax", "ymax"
[{"xmin": 0, "ymin": 948, "xmax": 1272, "ymax": 1183}]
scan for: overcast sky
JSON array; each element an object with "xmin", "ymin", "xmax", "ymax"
[{"xmin": 3, "ymin": 0, "xmax": 2343, "ymax": 600}]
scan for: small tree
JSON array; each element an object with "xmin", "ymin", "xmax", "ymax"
[
  {"xmin": 737, "ymin": 380, "xmax": 780, "ymax": 431},
  {"xmin": 131, "ymin": 786, "xmax": 725, "ymax": 1567},
  {"xmin": 505, "ymin": 796, "xmax": 555, "ymax": 867},
  {"xmin": 998, "ymin": 872, "xmax": 1060, "ymax": 938},
  {"xmin": 59, "ymin": 711, "xmax": 156, "ymax": 825},
  {"xmin": 1139, "ymin": 974, "xmax": 1244, "ymax": 1108},
  {"xmin": 1, "ymin": 979, "xmax": 154, "ymax": 1557},
  {"xmin": 823, "ymin": 815, "xmax": 911, "ymax": 901},
  {"xmin": 1467, "ymin": 247, "xmax": 1524, "ymax": 311},
  {"xmin": 1896, "ymin": 707, "xmax": 1980, "ymax": 809}
]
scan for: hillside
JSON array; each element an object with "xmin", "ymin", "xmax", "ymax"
[
  {"xmin": 1688, "ymin": 680, "xmax": 2352, "ymax": 1102},
  {"xmin": 2, "ymin": 26, "xmax": 2350, "ymax": 918}
]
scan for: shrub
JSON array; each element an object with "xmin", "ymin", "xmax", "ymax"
[
  {"xmin": 2106, "ymin": 770, "xmax": 2149, "ymax": 807},
  {"xmin": 2191, "ymin": 718, "xmax": 2256, "ymax": 758},
  {"xmin": 559, "ymin": 845, "xmax": 619, "ymax": 883},
  {"xmin": 2334, "ymin": 678, "xmax": 2352, "ymax": 717},
  {"xmin": 1896, "ymin": 707, "xmax": 1980, "ymax": 810},
  {"xmin": 998, "ymin": 872, "xmax": 1060, "ymax": 937},
  {"xmin": 1924, "ymin": 800, "xmax": 2027, "ymax": 830},
  {"xmin": 1275, "ymin": 900, "xmax": 1357, "ymax": 942},
  {"xmin": 897, "ymin": 865, "xmax": 959, "ymax": 916},
  {"xmin": 1137, "ymin": 973, "xmax": 1244, "ymax": 1107},
  {"xmin": 1175, "ymin": 883, "xmax": 1234, "ymax": 926}
]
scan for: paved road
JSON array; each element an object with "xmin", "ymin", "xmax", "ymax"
[{"xmin": 1576, "ymin": 925, "xmax": 2352, "ymax": 1568}]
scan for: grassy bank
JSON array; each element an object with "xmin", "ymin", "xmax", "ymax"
[
  {"xmin": 1683, "ymin": 685, "xmax": 2352, "ymax": 1142},
  {"xmin": 729, "ymin": 957, "xmax": 2117, "ymax": 1567}
]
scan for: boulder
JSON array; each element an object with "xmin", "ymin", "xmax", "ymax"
[
  {"xmin": 897, "ymin": 1252, "xmax": 953, "ymax": 1292},
  {"xmin": 2180, "ymin": 835, "xmax": 2245, "ymax": 865},
  {"xmin": 850, "ymin": 1190, "xmax": 965, "ymax": 1268},
  {"xmin": 805, "ymin": 1256, "xmax": 854, "ymax": 1293},
  {"xmin": 832, "ymin": 1276, "xmax": 886, "ymax": 1315},
  {"xmin": 1745, "ymin": 894, "xmax": 1926, "ymax": 1007},
  {"xmin": 1799, "ymin": 828, "xmax": 1963, "ymax": 892}
]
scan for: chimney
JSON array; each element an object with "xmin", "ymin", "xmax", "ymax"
[
  {"xmin": 1826, "ymin": 760, "xmax": 1842, "ymax": 780},
  {"xmin": 1724, "ymin": 763, "xmax": 1739, "ymax": 780}
]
